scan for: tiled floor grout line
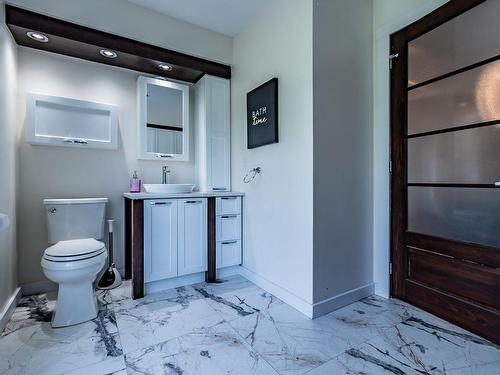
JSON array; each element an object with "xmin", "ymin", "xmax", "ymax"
[
  {"xmin": 182, "ymin": 285, "xmax": 284, "ymax": 374},
  {"xmin": 184, "ymin": 283, "xmax": 284, "ymax": 374},
  {"xmin": 4, "ymin": 281, "xmax": 498, "ymax": 374},
  {"xmin": 300, "ymin": 317, "xmax": 404, "ymax": 375},
  {"xmin": 221, "ymin": 311, "xmax": 282, "ymax": 374},
  {"xmin": 115, "ymin": 287, "xmax": 227, "ymax": 357},
  {"xmin": 185, "ymin": 289, "xmax": 401, "ymax": 375},
  {"xmin": 57, "ymin": 297, "xmax": 126, "ymax": 375},
  {"xmin": 108, "ymin": 302, "xmax": 128, "ymax": 374}
]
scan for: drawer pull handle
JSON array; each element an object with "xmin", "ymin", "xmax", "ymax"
[
  {"xmin": 222, "ymin": 240, "xmax": 238, "ymax": 245},
  {"xmin": 156, "ymin": 153, "xmax": 173, "ymax": 158},
  {"xmin": 213, "ymin": 187, "xmax": 226, "ymax": 191},
  {"xmin": 221, "ymin": 197, "xmax": 237, "ymax": 200},
  {"xmin": 221, "ymin": 215, "xmax": 238, "ymax": 219},
  {"xmin": 185, "ymin": 200, "xmax": 201, "ymax": 204},
  {"xmin": 150, "ymin": 201, "xmax": 171, "ymax": 205},
  {"xmin": 64, "ymin": 138, "xmax": 88, "ymax": 144}
]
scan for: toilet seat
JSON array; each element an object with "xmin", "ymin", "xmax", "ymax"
[{"xmin": 43, "ymin": 238, "xmax": 106, "ymax": 262}]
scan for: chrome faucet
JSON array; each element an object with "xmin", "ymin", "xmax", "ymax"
[{"xmin": 162, "ymin": 166, "xmax": 170, "ymax": 184}]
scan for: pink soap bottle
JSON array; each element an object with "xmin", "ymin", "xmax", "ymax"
[{"xmin": 130, "ymin": 170, "xmax": 141, "ymax": 193}]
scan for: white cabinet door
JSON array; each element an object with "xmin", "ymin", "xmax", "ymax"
[
  {"xmin": 209, "ymin": 134, "xmax": 230, "ymax": 190},
  {"xmin": 207, "ymin": 76, "xmax": 231, "ymax": 191},
  {"xmin": 195, "ymin": 75, "xmax": 231, "ymax": 192},
  {"xmin": 217, "ymin": 240, "xmax": 242, "ymax": 268},
  {"xmin": 144, "ymin": 200, "xmax": 178, "ymax": 282},
  {"xmin": 178, "ymin": 198, "xmax": 208, "ymax": 276}
]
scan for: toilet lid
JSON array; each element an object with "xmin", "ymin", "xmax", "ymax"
[{"xmin": 45, "ymin": 238, "xmax": 105, "ymax": 257}]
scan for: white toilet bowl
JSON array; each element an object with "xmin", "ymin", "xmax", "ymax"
[{"xmin": 41, "ymin": 238, "xmax": 107, "ymax": 328}]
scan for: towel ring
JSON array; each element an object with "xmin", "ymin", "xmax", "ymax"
[{"xmin": 243, "ymin": 167, "xmax": 261, "ymax": 184}]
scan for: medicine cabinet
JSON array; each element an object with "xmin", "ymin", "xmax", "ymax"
[{"xmin": 137, "ymin": 76, "xmax": 190, "ymax": 161}]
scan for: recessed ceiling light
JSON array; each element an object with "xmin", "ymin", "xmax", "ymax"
[
  {"xmin": 158, "ymin": 63, "xmax": 172, "ymax": 71},
  {"xmin": 100, "ymin": 49, "xmax": 118, "ymax": 58},
  {"xmin": 27, "ymin": 31, "xmax": 49, "ymax": 43}
]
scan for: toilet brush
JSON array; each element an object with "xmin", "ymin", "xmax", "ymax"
[{"xmin": 97, "ymin": 219, "xmax": 122, "ymax": 290}]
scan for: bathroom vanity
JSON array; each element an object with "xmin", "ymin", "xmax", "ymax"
[
  {"xmin": 124, "ymin": 192, "xmax": 243, "ymax": 299},
  {"xmin": 124, "ymin": 47, "xmax": 237, "ymax": 299}
]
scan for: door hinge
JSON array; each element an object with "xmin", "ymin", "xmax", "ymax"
[
  {"xmin": 389, "ymin": 53, "xmax": 399, "ymax": 69},
  {"xmin": 389, "ymin": 262, "xmax": 393, "ymax": 275},
  {"xmin": 389, "ymin": 160, "xmax": 393, "ymax": 174}
]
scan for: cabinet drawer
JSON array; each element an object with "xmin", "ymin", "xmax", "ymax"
[
  {"xmin": 216, "ymin": 196, "xmax": 241, "ymax": 215},
  {"xmin": 216, "ymin": 214, "xmax": 241, "ymax": 241},
  {"xmin": 216, "ymin": 240, "xmax": 242, "ymax": 268}
]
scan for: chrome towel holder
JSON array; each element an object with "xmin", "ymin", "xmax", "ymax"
[{"xmin": 243, "ymin": 167, "xmax": 261, "ymax": 184}]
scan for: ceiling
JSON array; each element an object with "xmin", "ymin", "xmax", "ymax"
[{"xmin": 127, "ymin": 0, "xmax": 268, "ymax": 37}]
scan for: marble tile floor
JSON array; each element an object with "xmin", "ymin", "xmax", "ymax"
[{"xmin": 1, "ymin": 275, "xmax": 499, "ymax": 375}]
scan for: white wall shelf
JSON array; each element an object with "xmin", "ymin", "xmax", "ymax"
[{"xmin": 26, "ymin": 93, "xmax": 118, "ymax": 150}]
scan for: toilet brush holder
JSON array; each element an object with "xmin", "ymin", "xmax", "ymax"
[{"xmin": 97, "ymin": 219, "xmax": 122, "ymax": 290}]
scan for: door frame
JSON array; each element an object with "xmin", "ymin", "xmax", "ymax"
[
  {"xmin": 389, "ymin": 0, "xmax": 500, "ymax": 344},
  {"xmin": 390, "ymin": 0, "xmax": 487, "ymax": 298},
  {"xmin": 373, "ymin": 0, "xmax": 448, "ymax": 299}
]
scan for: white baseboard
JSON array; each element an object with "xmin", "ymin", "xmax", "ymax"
[
  {"xmin": 237, "ymin": 266, "xmax": 315, "ymax": 318},
  {"xmin": 21, "ymin": 280, "xmax": 58, "ymax": 296},
  {"xmin": 145, "ymin": 272, "xmax": 206, "ymax": 294},
  {"xmin": 216, "ymin": 265, "xmax": 241, "ymax": 279},
  {"xmin": 312, "ymin": 283, "xmax": 374, "ymax": 318},
  {"xmin": 236, "ymin": 266, "xmax": 374, "ymax": 319},
  {"xmin": 0, "ymin": 287, "xmax": 22, "ymax": 333},
  {"xmin": 19, "ymin": 268, "xmax": 374, "ymax": 321},
  {"xmin": 145, "ymin": 266, "xmax": 244, "ymax": 294}
]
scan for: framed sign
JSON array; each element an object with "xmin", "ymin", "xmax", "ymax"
[{"xmin": 247, "ymin": 78, "xmax": 278, "ymax": 149}]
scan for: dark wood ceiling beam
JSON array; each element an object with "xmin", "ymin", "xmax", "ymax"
[{"xmin": 5, "ymin": 5, "xmax": 231, "ymax": 83}]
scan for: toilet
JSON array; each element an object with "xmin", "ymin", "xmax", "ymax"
[{"xmin": 41, "ymin": 198, "xmax": 108, "ymax": 328}]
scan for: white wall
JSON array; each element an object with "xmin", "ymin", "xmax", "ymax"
[
  {"xmin": 372, "ymin": 0, "xmax": 448, "ymax": 297},
  {"xmin": 7, "ymin": 0, "xmax": 233, "ymax": 64},
  {"xmin": 312, "ymin": 0, "xmax": 374, "ymax": 303},
  {"xmin": 0, "ymin": 0, "xmax": 18, "ymax": 309},
  {"xmin": 16, "ymin": 49, "xmax": 196, "ymax": 285},
  {"xmin": 9, "ymin": 0, "xmax": 233, "ymax": 287},
  {"xmin": 231, "ymin": 0, "xmax": 314, "ymax": 304}
]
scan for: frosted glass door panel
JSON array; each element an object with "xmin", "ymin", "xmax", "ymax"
[
  {"xmin": 408, "ymin": 0, "xmax": 500, "ymax": 86},
  {"xmin": 408, "ymin": 125, "xmax": 500, "ymax": 184},
  {"xmin": 408, "ymin": 60, "xmax": 500, "ymax": 135},
  {"xmin": 408, "ymin": 187, "xmax": 500, "ymax": 248}
]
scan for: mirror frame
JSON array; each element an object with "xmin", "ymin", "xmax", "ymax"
[{"xmin": 137, "ymin": 76, "xmax": 190, "ymax": 161}]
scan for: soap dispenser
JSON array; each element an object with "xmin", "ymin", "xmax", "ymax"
[{"xmin": 129, "ymin": 170, "xmax": 141, "ymax": 193}]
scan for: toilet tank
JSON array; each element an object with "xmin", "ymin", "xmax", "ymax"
[{"xmin": 44, "ymin": 198, "xmax": 108, "ymax": 244}]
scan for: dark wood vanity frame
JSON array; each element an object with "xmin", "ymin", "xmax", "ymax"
[{"xmin": 124, "ymin": 197, "xmax": 217, "ymax": 299}]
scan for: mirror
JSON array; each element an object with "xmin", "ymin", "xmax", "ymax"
[{"xmin": 138, "ymin": 76, "xmax": 189, "ymax": 160}]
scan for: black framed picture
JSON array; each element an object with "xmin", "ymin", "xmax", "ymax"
[{"xmin": 247, "ymin": 78, "xmax": 278, "ymax": 149}]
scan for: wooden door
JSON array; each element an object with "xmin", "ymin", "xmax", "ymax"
[{"xmin": 391, "ymin": 0, "xmax": 500, "ymax": 344}]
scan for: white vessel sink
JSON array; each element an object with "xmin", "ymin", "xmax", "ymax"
[{"xmin": 143, "ymin": 184, "xmax": 195, "ymax": 194}]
